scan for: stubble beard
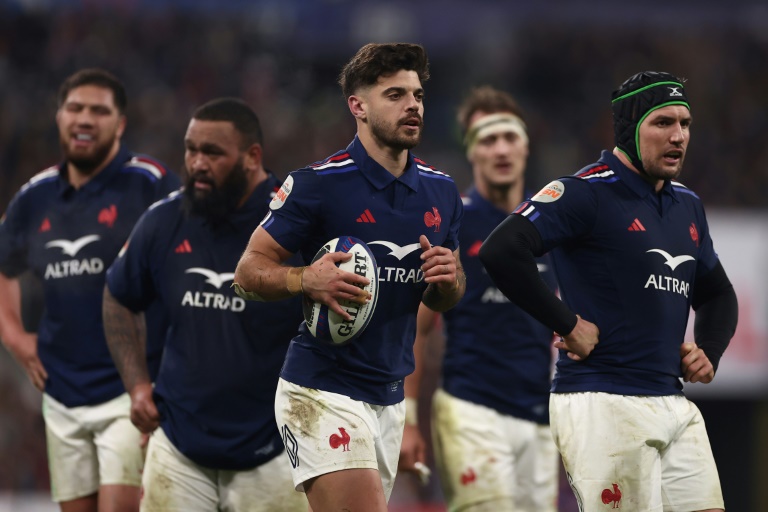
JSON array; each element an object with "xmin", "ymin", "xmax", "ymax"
[
  {"xmin": 642, "ymin": 153, "xmax": 685, "ymax": 182},
  {"xmin": 60, "ymin": 135, "xmax": 116, "ymax": 175},
  {"xmin": 369, "ymin": 116, "xmax": 422, "ymax": 151}
]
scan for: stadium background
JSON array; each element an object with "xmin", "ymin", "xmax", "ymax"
[{"xmin": 0, "ymin": 0, "xmax": 766, "ymax": 510}]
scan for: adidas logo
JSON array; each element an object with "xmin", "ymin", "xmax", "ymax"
[
  {"xmin": 39, "ymin": 218, "xmax": 51, "ymax": 233},
  {"xmin": 628, "ymin": 218, "xmax": 646, "ymax": 232},
  {"xmin": 356, "ymin": 209, "xmax": 376, "ymax": 223},
  {"xmin": 175, "ymin": 239, "xmax": 192, "ymax": 253}
]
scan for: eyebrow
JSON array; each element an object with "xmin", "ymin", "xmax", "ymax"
[{"xmin": 381, "ymin": 86, "xmax": 424, "ymax": 96}]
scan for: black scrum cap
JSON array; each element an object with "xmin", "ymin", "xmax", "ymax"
[{"xmin": 612, "ymin": 71, "xmax": 690, "ymax": 173}]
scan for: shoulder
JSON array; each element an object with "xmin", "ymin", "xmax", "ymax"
[
  {"xmin": 144, "ymin": 189, "xmax": 184, "ymax": 218},
  {"xmin": 18, "ymin": 166, "xmax": 60, "ymax": 196},
  {"xmin": 572, "ymin": 162, "xmax": 620, "ymax": 185},
  {"xmin": 306, "ymin": 149, "xmax": 358, "ymax": 176},
  {"xmin": 670, "ymin": 180, "xmax": 702, "ymax": 202},
  {"xmin": 414, "ymin": 157, "xmax": 455, "ymax": 184},
  {"xmin": 120, "ymin": 153, "xmax": 169, "ymax": 183}
]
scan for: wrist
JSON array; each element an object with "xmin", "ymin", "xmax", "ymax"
[
  {"xmin": 404, "ymin": 396, "xmax": 418, "ymax": 426},
  {"xmin": 286, "ymin": 266, "xmax": 306, "ymax": 295}
]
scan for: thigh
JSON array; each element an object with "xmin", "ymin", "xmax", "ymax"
[
  {"xmin": 140, "ymin": 428, "xmax": 218, "ymax": 512},
  {"xmin": 43, "ymin": 394, "xmax": 99, "ymax": 503},
  {"xmin": 275, "ymin": 378, "xmax": 380, "ymax": 492},
  {"xmin": 90, "ymin": 393, "xmax": 143, "ymax": 488},
  {"xmin": 512, "ymin": 422, "xmax": 559, "ymax": 512},
  {"xmin": 372, "ymin": 399, "xmax": 405, "ymax": 502},
  {"xmin": 431, "ymin": 389, "xmax": 513, "ymax": 511},
  {"xmin": 220, "ymin": 451, "xmax": 308, "ymax": 512},
  {"xmin": 660, "ymin": 397, "xmax": 724, "ymax": 511},
  {"xmin": 550, "ymin": 393, "xmax": 669, "ymax": 512}
]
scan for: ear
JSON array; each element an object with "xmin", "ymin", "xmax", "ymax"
[
  {"xmin": 115, "ymin": 115, "xmax": 127, "ymax": 139},
  {"xmin": 244, "ymin": 142, "xmax": 263, "ymax": 170},
  {"xmin": 348, "ymin": 94, "xmax": 367, "ymax": 121}
]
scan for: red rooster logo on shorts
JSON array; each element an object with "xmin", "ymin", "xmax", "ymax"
[
  {"xmin": 329, "ymin": 427, "xmax": 351, "ymax": 452},
  {"xmin": 424, "ymin": 207, "xmax": 441, "ymax": 232},
  {"xmin": 601, "ymin": 483, "xmax": 622, "ymax": 508}
]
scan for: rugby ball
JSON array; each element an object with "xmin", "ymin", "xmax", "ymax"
[{"xmin": 303, "ymin": 236, "xmax": 379, "ymax": 346}]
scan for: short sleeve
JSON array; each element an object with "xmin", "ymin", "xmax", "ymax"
[
  {"xmin": 0, "ymin": 193, "xmax": 30, "ymax": 277},
  {"xmin": 259, "ymin": 169, "xmax": 322, "ymax": 253},
  {"xmin": 514, "ymin": 177, "xmax": 598, "ymax": 252},
  {"xmin": 105, "ymin": 208, "xmax": 159, "ymax": 312}
]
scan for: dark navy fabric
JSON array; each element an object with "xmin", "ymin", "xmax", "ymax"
[
  {"xmin": 262, "ymin": 137, "xmax": 463, "ymax": 406},
  {"xmin": 106, "ymin": 173, "xmax": 303, "ymax": 470},
  {"xmin": 0, "ymin": 147, "xmax": 179, "ymax": 407},
  {"xmin": 442, "ymin": 187, "xmax": 557, "ymax": 425},
  {"xmin": 515, "ymin": 150, "xmax": 719, "ymax": 396}
]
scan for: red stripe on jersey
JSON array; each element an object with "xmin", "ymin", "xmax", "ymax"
[
  {"xmin": 133, "ymin": 156, "xmax": 167, "ymax": 175},
  {"xmin": 577, "ymin": 164, "xmax": 609, "ymax": 177}
]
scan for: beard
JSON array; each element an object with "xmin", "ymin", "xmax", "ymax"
[
  {"xmin": 60, "ymin": 135, "xmax": 115, "ymax": 175},
  {"xmin": 369, "ymin": 114, "xmax": 423, "ymax": 151},
  {"xmin": 182, "ymin": 159, "xmax": 249, "ymax": 223},
  {"xmin": 641, "ymin": 153, "xmax": 685, "ymax": 182}
]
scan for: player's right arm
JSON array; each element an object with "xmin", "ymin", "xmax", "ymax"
[
  {"xmin": 480, "ymin": 214, "xmax": 599, "ymax": 360},
  {"xmin": 399, "ymin": 303, "xmax": 435, "ymax": 476},
  {"xmin": 0, "ymin": 273, "xmax": 47, "ymax": 391},
  {"xmin": 233, "ymin": 226, "xmax": 370, "ymax": 320},
  {"xmin": 102, "ymin": 286, "xmax": 158, "ymax": 433}
]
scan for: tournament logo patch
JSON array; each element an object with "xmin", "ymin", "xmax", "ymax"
[
  {"xmin": 531, "ymin": 180, "xmax": 564, "ymax": 203},
  {"xmin": 270, "ymin": 175, "xmax": 293, "ymax": 210}
]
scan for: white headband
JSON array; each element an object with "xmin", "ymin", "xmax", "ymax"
[{"xmin": 464, "ymin": 112, "xmax": 528, "ymax": 156}]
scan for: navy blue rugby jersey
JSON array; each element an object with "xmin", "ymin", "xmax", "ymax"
[
  {"xmin": 261, "ymin": 136, "xmax": 463, "ymax": 406},
  {"xmin": 106, "ymin": 173, "xmax": 303, "ymax": 470},
  {"xmin": 0, "ymin": 147, "xmax": 179, "ymax": 407},
  {"xmin": 514, "ymin": 150, "xmax": 720, "ymax": 396},
  {"xmin": 442, "ymin": 187, "xmax": 557, "ymax": 425}
]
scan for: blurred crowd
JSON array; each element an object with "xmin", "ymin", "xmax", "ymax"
[{"xmin": 1, "ymin": 0, "xmax": 767, "ymax": 494}]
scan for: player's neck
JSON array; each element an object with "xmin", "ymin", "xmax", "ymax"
[
  {"xmin": 357, "ymin": 130, "xmax": 410, "ymax": 178},
  {"xmin": 238, "ymin": 167, "xmax": 268, "ymax": 208},
  {"xmin": 476, "ymin": 178, "xmax": 524, "ymax": 213},
  {"xmin": 66, "ymin": 141, "xmax": 120, "ymax": 190}
]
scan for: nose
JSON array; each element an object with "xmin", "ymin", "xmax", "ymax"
[
  {"xmin": 405, "ymin": 93, "xmax": 420, "ymax": 112},
  {"xmin": 670, "ymin": 122, "xmax": 686, "ymax": 145},
  {"xmin": 187, "ymin": 151, "xmax": 209, "ymax": 173}
]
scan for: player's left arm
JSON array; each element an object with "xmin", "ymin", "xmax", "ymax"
[
  {"xmin": 420, "ymin": 235, "xmax": 465, "ymax": 312},
  {"xmin": 681, "ymin": 260, "xmax": 738, "ymax": 383}
]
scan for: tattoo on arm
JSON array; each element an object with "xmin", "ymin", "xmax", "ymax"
[{"xmin": 102, "ymin": 288, "xmax": 150, "ymax": 392}]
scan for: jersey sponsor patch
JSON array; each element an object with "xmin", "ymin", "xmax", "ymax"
[
  {"xmin": 531, "ymin": 180, "xmax": 564, "ymax": 203},
  {"xmin": 270, "ymin": 175, "xmax": 293, "ymax": 210}
]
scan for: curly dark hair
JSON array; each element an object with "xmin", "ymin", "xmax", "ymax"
[
  {"xmin": 338, "ymin": 43, "xmax": 430, "ymax": 98},
  {"xmin": 58, "ymin": 68, "xmax": 127, "ymax": 114}
]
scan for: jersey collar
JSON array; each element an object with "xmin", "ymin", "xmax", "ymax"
[
  {"xmin": 347, "ymin": 136, "xmax": 420, "ymax": 192},
  {"xmin": 56, "ymin": 145, "xmax": 131, "ymax": 197},
  {"xmin": 600, "ymin": 150, "xmax": 678, "ymax": 203}
]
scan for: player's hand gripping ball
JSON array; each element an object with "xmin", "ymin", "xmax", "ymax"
[{"xmin": 303, "ymin": 236, "xmax": 379, "ymax": 345}]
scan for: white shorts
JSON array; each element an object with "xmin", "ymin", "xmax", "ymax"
[
  {"xmin": 550, "ymin": 392, "xmax": 724, "ymax": 512},
  {"xmin": 140, "ymin": 427, "xmax": 306, "ymax": 512},
  {"xmin": 274, "ymin": 378, "xmax": 405, "ymax": 501},
  {"xmin": 431, "ymin": 388, "xmax": 559, "ymax": 512},
  {"xmin": 42, "ymin": 392, "xmax": 143, "ymax": 502}
]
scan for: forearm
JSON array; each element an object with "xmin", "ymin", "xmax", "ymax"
[
  {"xmin": 102, "ymin": 286, "xmax": 150, "ymax": 391},
  {"xmin": 233, "ymin": 250, "xmax": 303, "ymax": 301},
  {"xmin": 421, "ymin": 267, "xmax": 465, "ymax": 312},
  {"xmin": 692, "ymin": 261, "xmax": 738, "ymax": 372},
  {"xmin": 480, "ymin": 214, "xmax": 577, "ymax": 335},
  {"xmin": 0, "ymin": 273, "xmax": 27, "ymax": 343}
]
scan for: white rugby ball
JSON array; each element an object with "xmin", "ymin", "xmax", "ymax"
[{"xmin": 303, "ymin": 236, "xmax": 379, "ymax": 346}]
